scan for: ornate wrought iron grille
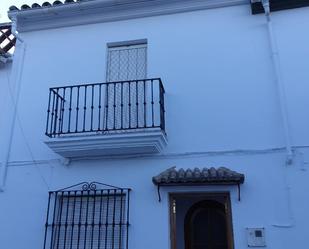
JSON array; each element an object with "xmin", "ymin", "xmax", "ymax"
[
  {"xmin": 45, "ymin": 78, "xmax": 165, "ymax": 137},
  {"xmin": 43, "ymin": 182, "xmax": 131, "ymax": 249}
]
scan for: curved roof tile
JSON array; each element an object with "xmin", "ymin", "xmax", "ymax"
[
  {"xmin": 31, "ymin": 3, "xmax": 41, "ymax": 8},
  {"xmin": 21, "ymin": 4, "xmax": 31, "ymax": 9},
  {"xmin": 9, "ymin": 5, "xmax": 19, "ymax": 11},
  {"xmin": 9, "ymin": 0, "xmax": 81, "ymax": 12},
  {"xmin": 42, "ymin": 2, "xmax": 52, "ymax": 7},
  {"xmin": 152, "ymin": 166, "xmax": 245, "ymax": 185},
  {"xmin": 53, "ymin": 1, "xmax": 63, "ymax": 6}
]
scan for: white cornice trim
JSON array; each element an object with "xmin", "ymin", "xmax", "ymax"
[
  {"xmin": 45, "ymin": 130, "xmax": 168, "ymax": 159},
  {"xmin": 9, "ymin": 0, "xmax": 248, "ymax": 32},
  {"xmin": 0, "ymin": 55, "xmax": 13, "ymax": 65}
]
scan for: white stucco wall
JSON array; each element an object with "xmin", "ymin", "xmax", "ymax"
[{"xmin": 1, "ymin": 3, "xmax": 309, "ymax": 249}]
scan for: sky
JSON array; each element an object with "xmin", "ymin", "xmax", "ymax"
[{"xmin": 0, "ymin": 0, "xmax": 46, "ymax": 22}]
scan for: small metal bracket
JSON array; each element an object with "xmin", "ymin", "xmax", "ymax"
[
  {"xmin": 157, "ymin": 185, "xmax": 161, "ymax": 202},
  {"xmin": 237, "ymin": 183, "xmax": 241, "ymax": 201},
  {"xmin": 60, "ymin": 157, "xmax": 71, "ymax": 166}
]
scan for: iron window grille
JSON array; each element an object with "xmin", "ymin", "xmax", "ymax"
[{"xmin": 43, "ymin": 182, "xmax": 131, "ymax": 249}]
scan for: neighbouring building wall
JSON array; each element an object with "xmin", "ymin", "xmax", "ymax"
[
  {"xmin": 0, "ymin": 61, "xmax": 12, "ymax": 140},
  {"xmin": 0, "ymin": 3, "xmax": 309, "ymax": 249}
]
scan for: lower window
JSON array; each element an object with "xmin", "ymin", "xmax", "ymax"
[{"xmin": 43, "ymin": 182, "xmax": 130, "ymax": 249}]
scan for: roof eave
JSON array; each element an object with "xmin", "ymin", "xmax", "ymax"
[
  {"xmin": 0, "ymin": 22, "xmax": 13, "ymax": 28},
  {"xmin": 8, "ymin": 0, "xmax": 248, "ymax": 32}
]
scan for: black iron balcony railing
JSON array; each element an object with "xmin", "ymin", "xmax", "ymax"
[{"xmin": 45, "ymin": 78, "xmax": 165, "ymax": 137}]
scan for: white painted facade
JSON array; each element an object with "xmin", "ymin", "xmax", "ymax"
[{"xmin": 1, "ymin": 1, "xmax": 309, "ymax": 248}]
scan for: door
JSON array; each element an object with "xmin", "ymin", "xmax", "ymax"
[
  {"xmin": 105, "ymin": 43, "xmax": 147, "ymax": 130},
  {"xmin": 184, "ymin": 200, "xmax": 228, "ymax": 249},
  {"xmin": 170, "ymin": 193, "xmax": 234, "ymax": 249},
  {"xmin": 106, "ymin": 43, "xmax": 147, "ymax": 82}
]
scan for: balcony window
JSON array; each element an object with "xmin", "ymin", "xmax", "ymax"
[
  {"xmin": 44, "ymin": 41, "xmax": 166, "ymax": 158},
  {"xmin": 106, "ymin": 41, "xmax": 147, "ymax": 82}
]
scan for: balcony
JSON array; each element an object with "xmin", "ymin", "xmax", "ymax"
[{"xmin": 44, "ymin": 78, "xmax": 167, "ymax": 158}]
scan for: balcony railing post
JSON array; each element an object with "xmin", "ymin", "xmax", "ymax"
[
  {"xmin": 83, "ymin": 86, "xmax": 87, "ymax": 132},
  {"xmin": 128, "ymin": 81, "xmax": 131, "ymax": 129},
  {"xmin": 59, "ymin": 87, "xmax": 66, "ymax": 135},
  {"xmin": 98, "ymin": 84, "xmax": 102, "ymax": 131},
  {"xmin": 105, "ymin": 84, "xmax": 109, "ymax": 131},
  {"xmin": 143, "ymin": 80, "xmax": 146, "ymax": 128},
  {"xmin": 159, "ymin": 79, "xmax": 166, "ymax": 132},
  {"xmin": 45, "ymin": 89, "xmax": 52, "ymax": 137},
  {"xmin": 53, "ymin": 89, "xmax": 61, "ymax": 136},
  {"xmin": 50, "ymin": 91, "xmax": 56, "ymax": 136},
  {"xmin": 151, "ymin": 79, "xmax": 154, "ymax": 127},
  {"xmin": 68, "ymin": 86, "xmax": 73, "ymax": 133},
  {"xmin": 91, "ymin": 85, "xmax": 94, "ymax": 131},
  {"xmin": 75, "ymin": 86, "xmax": 80, "ymax": 133},
  {"xmin": 135, "ymin": 80, "xmax": 139, "ymax": 128},
  {"xmin": 113, "ymin": 83, "xmax": 116, "ymax": 130},
  {"xmin": 121, "ymin": 82, "xmax": 124, "ymax": 130}
]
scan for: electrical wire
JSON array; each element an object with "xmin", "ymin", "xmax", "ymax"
[{"xmin": 4, "ymin": 68, "xmax": 51, "ymax": 190}]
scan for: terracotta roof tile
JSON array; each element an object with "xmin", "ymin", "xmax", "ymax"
[
  {"xmin": 152, "ymin": 166, "xmax": 245, "ymax": 185},
  {"xmin": 9, "ymin": 0, "xmax": 89, "ymax": 12}
]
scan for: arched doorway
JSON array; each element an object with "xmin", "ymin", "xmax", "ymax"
[{"xmin": 184, "ymin": 200, "xmax": 230, "ymax": 249}]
